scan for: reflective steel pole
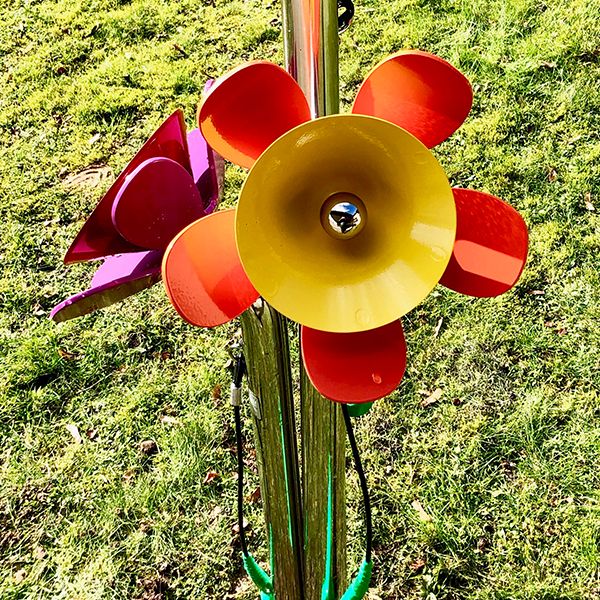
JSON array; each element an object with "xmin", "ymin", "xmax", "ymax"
[{"xmin": 281, "ymin": 2, "xmax": 347, "ymax": 597}]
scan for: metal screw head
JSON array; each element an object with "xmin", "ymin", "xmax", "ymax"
[{"xmin": 320, "ymin": 192, "xmax": 367, "ymax": 239}]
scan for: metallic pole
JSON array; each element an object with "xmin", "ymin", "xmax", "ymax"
[{"xmin": 281, "ymin": 1, "xmax": 347, "ymax": 597}]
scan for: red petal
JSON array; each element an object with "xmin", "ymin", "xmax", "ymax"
[
  {"xmin": 112, "ymin": 157, "xmax": 205, "ymax": 250},
  {"xmin": 199, "ymin": 62, "xmax": 311, "ymax": 169},
  {"xmin": 65, "ymin": 111, "xmax": 191, "ymax": 264},
  {"xmin": 162, "ymin": 209, "xmax": 259, "ymax": 327},
  {"xmin": 440, "ymin": 188, "xmax": 528, "ymax": 297},
  {"xmin": 352, "ymin": 50, "xmax": 472, "ymax": 148},
  {"xmin": 301, "ymin": 321, "xmax": 407, "ymax": 404}
]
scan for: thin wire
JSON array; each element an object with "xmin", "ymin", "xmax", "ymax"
[
  {"xmin": 234, "ymin": 404, "xmax": 249, "ymax": 557},
  {"xmin": 342, "ymin": 404, "xmax": 373, "ymax": 563}
]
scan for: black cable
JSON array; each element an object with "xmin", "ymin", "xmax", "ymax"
[
  {"xmin": 234, "ymin": 403, "xmax": 249, "ymax": 557},
  {"xmin": 342, "ymin": 404, "xmax": 373, "ymax": 563}
]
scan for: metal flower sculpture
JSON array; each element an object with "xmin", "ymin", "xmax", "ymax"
[
  {"xmin": 51, "ymin": 107, "xmax": 223, "ymax": 322},
  {"xmin": 162, "ymin": 51, "xmax": 528, "ymax": 405}
]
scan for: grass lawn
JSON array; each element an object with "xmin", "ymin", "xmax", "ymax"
[{"xmin": 1, "ymin": 0, "xmax": 599, "ymax": 598}]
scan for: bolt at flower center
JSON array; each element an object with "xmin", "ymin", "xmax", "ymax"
[{"xmin": 320, "ymin": 192, "xmax": 367, "ymax": 240}]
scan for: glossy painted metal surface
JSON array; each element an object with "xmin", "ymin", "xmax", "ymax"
[
  {"xmin": 112, "ymin": 157, "xmax": 205, "ymax": 251},
  {"xmin": 281, "ymin": 0, "xmax": 339, "ymax": 116},
  {"xmin": 198, "ymin": 62, "xmax": 311, "ymax": 169},
  {"xmin": 65, "ymin": 110, "xmax": 191, "ymax": 263},
  {"xmin": 51, "ymin": 251, "xmax": 162, "ymax": 323},
  {"xmin": 162, "ymin": 209, "xmax": 259, "ymax": 328},
  {"xmin": 320, "ymin": 192, "xmax": 366, "ymax": 239},
  {"xmin": 301, "ymin": 320, "xmax": 407, "ymax": 403},
  {"xmin": 440, "ymin": 188, "xmax": 528, "ymax": 296},
  {"xmin": 352, "ymin": 50, "xmax": 473, "ymax": 149},
  {"xmin": 235, "ymin": 114, "xmax": 456, "ymax": 333},
  {"xmin": 187, "ymin": 128, "xmax": 223, "ymax": 215}
]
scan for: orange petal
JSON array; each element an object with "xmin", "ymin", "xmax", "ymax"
[
  {"xmin": 440, "ymin": 188, "xmax": 528, "ymax": 297},
  {"xmin": 301, "ymin": 321, "xmax": 407, "ymax": 404},
  {"xmin": 162, "ymin": 209, "xmax": 259, "ymax": 327},
  {"xmin": 199, "ymin": 61, "xmax": 311, "ymax": 169},
  {"xmin": 352, "ymin": 50, "xmax": 472, "ymax": 148}
]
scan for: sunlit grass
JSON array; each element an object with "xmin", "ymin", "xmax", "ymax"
[{"xmin": 0, "ymin": 0, "xmax": 599, "ymax": 598}]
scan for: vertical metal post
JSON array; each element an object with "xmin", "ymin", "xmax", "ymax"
[
  {"xmin": 241, "ymin": 2, "xmax": 346, "ymax": 598},
  {"xmin": 241, "ymin": 303, "xmax": 304, "ymax": 599},
  {"xmin": 282, "ymin": 1, "xmax": 347, "ymax": 598}
]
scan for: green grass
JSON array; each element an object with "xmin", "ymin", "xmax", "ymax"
[{"xmin": 1, "ymin": 0, "xmax": 599, "ymax": 598}]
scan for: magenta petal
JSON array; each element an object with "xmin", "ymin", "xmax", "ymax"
[
  {"xmin": 64, "ymin": 110, "xmax": 191, "ymax": 264},
  {"xmin": 111, "ymin": 157, "xmax": 205, "ymax": 251},
  {"xmin": 52, "ymin": 251, "xmax": 162, "ymax": 322},
  {"xmin": 90, "ymin": 250, "xmax": 162, "ymax": 287},
  {"xmin": 187, "ymin": 128, "xmax": 224, "ymax": 215}
]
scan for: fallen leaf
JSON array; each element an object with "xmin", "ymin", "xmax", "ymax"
[
  {"xmin": 209, "ymin": 506, "xmax": 223, "ymax": 522},
  {"xmin": 433, "ymin": 317, "xmax": 443, "ymax": 338},
  {"xmin": 33, "ymin": 545, "xmax": 46, "ymax": 560},
  {"xmin": 14, "ymin": 568, "xmax": 27, "ymax": 583},
  {"xmin": 88, "ymin": 133, "xmax": 101, "ymax": 145},
  {"xmin": 86, "ymin": 428, "xmax": 98, "ymax": 440},
  {"xmin": 411, "ymin": 499, "xmax": 432, "ymax": 522},
  {"xmin": 421, "ymin": 388, "xmax": 442, "ymax": 408},
  {"xmin": 409, "ymin": 558, "xmax": 426, "ymax": 572},
  {"xmin": 173, "ymin": 43, "xmax": 188, "ymax": 57},
  {"xmin": 63, "ymin": 165, "xmax": 111, "ymax": 188},
  {"xmin": 122, "ymin": 468, "xmax": 136, "ymax": 484},
  {"xmin": 203, "ymin": 470, "xmax": 219, "ymax": 484},
  {"xmin": 527, "ymin": 289, "xmax": 545, "ymax": 296},
  {"xmin": 65, "ymin": 424, "xmax": 83, "ymax": 444},
  {"xmin": 584, "ymin": 192, "xmax": 595, "ymax": 211},
  {"xmin": 212, "ymin": 384, "xmax": 222, "ymax": 400},
  {"xmin": 159, "ymin": 414, "xmax": 180, "ymax": 426},
  {"xmin": 58, "ymin": 348, "xmax": 77, "ymax": 361},
  {"xmin": 139, "ymin": 440, "xmax": 158, "ymax": 456},
  {"xmin": 248, "ymin": 486, "xmax": 261, "ymax": 504},
  {"xmin": 232, "ymin": 518, "xmax": 249, "ymax": 534},
  {"xmin": 55, "ymin": 65, "xmax": 67, "ymax": 75},
  {"xmin": 547, "ymin": 167, "xmax": 558, "ymax": 182}
]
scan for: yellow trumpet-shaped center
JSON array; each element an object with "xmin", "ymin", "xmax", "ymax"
[{"xmin": 235, "ymin": 114, "xmax": 457, "ymax": 333}]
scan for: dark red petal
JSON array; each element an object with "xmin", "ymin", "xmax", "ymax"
[
  {"xmin": 440, "ymin": 188, "xmax": 528, "ymax": 297},
  {"xmin": 301, "ymin": 321, "xmax": 407, "ymax": 404},
  {"xmin": 112, "ymin": 157, "xmax": 205, "ymax": 251},
  {"xmin": 65, "ymin": 110, "xmax": 191, "ymax": 264},
  {"xmin": 352, "ymin": 50, "xmax": 472, "ymax": 148}
]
